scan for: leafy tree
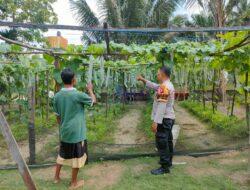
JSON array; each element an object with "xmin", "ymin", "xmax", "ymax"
[{"xmin": 0, "ymin": 0, "xmax": 58, "ymax": 41}]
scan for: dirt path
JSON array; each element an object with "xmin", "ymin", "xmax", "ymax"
[
  {"xmin": 0, "ymin": 130, "xmax": 58, "ymax": 165},
  {"xmin": 114, "ymin": 104, "xmax": 146, "ymax": 145},
  {"xmin": 174, "ymin": 103, "xmax": 247, "ymax": 151}
]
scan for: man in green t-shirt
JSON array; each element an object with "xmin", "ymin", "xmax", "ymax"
[{"xmin": 53, "ymin": 68, "xmax": 96, "ymax": 190}]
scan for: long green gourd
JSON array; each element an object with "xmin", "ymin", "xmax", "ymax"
[{"xmin": 87, "ymin": 56, "xmax": 94, "ymax": 83}]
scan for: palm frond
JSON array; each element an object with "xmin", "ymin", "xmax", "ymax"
[
  {"xmin": 191, "ymin": 13, "xmax": 214, "ymax": 27},
  {"xmin": 169, "ymin": 15, "xmax": 189, "ymax": 27},
  {"xmin": 98, "ymin": 0, "xmax": 123, "ymax": 27},
  {"xmin": 147, "ymin": 0, "xmax": 184, "ymax": 27},
  {"xmin": 69, "ymin": 0, "xmax": 101, "ymax": 43},
  {"xmin": 225, "ymin": 0, "xmax": 238, "ymax": 15},
  {"xmin": 70, "ymin": 0, "xmax": 99, "ymax": 26}
]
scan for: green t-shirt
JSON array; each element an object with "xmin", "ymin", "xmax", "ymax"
[{"xmin": 53, "ymin": 88, "xmax": 93, "ymax": 143}]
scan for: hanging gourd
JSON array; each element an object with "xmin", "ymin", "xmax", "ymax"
[
  {"xmin": 99, "ymin": 57, "xmax": 105, "ymax": 87},
  {"xmin": 105, "ymin": 67, "xmax": 111, "ymax": 88},
  {"xmin": 87, "ymin": 56, "xmax": 94, "ymax": 83},
  {"xmin": 93, "ymin": 70, "xmax": 98, "ymax": 86},
  {"xmin": 124, "ymin": 72, "xmax": 128, "ymax": 88},
  {"xmin": 130, "ymin": 70, "xmax": 137, "ymax": 88}
]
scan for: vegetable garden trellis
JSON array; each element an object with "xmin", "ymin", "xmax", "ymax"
[{"xmin": 0, "ymin": 23, "xmax": 249, "ymax": 190}]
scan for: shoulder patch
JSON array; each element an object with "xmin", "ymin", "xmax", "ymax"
[{"xmin": 156, "ymin": 84, "xmax": 169, "ymax": 102}]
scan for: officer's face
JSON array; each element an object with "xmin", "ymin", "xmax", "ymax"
[{"xmin": 157, "ymin": 69, "xmax": 163, "ymax": 82}]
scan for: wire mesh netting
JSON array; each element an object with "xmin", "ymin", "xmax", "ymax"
[{"xmin": 0, "ymin": 25, "xmax": 249, "ymax": 170}]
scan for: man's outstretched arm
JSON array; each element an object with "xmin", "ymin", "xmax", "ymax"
[{"xmin": 137, "ymin": 75, "xmax": 159, "ymax": 91}]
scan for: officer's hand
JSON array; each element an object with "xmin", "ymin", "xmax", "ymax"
[
  {"xmin": 151, "ymin": 122, "xmax": 157, "ymax": 133},
  {"xmin": 137, "ymin": 75, "xmax": 143, "ymax": 81},
  {"xmin": 137, "ymin": 75, "xmax": 146, "ymax": 83}
]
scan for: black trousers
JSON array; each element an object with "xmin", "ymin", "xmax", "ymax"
[{"xmin": 155, "ymin": 118, "xmax": 175, "ymax": 168}]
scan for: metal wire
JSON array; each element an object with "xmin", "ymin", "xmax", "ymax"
[{"xmin": 1, "ymin": 21, "xmax": 249, "ymax": 33}]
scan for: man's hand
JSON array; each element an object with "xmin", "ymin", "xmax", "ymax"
[
  {"xmin": 86, "ymin": 82, "xmax": 93, "ymax": 92},
  {"xmin": 137, "ymin": 75, "xmax": 146, "ymax": 83},
  {"xmin": 86, "ymin": 82, "xmax": 97, "ymax": 104},
  {"xmin": 151, "ymin": 122, "xmax": 157, "ymax": 133}
]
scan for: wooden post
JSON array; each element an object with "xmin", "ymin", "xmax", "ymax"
[
  {"xmin": 0, "ymin": 110, "xmax": 37, "ymax": 190},
  {"xmin": 212, "ymin": 69, "xmax": 216, "ymax": 113},
  {"xmin": 28, "ymin": 76, "xmax": 36, "ymax": 164},
  {"xmin": 230, "ymin": 71, "xmax": 237, "ymax": 116},
  {"xmin": 46, "ymin": 70, "xmax": 49, "ymax": 121},
  {"xmin": 202, "ymin": 69, "xmax": 206, "ymax": 109},
  {"xmin": 104, "ymin": 22, "xmax": 110, "ymax": 115},
  {"xmin": 103, "ymin": 22, "xmax": 110, "ymax": 55},
  {"xmin": 245, "ymin": 72, "xmax": 249, "ymax": 132},
  {"xmin": 54, "ymin": 57, "xmax": 60, "ymax": 92},
  {"xmin": 122, "ymin": 72, "xmax": 126, "ymax": 109}
]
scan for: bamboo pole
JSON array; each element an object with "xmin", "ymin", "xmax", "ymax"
[{"xmin": 0, "ymin": 110, "xmax": 37, "ymax": 190}]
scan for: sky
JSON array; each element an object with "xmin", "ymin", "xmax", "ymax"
[
  {"xmin": 45, "ymin": 0, "xmax": 98, "ymax": 44},
  {"xmin": 45, "ymin": 0, "xmax": 201, "ymax": 44}
]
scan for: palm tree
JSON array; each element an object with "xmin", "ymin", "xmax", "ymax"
[
  {"xmin": 186, "ymin": 0, "xmax": 250, "ymax": 105},
  {"xmin": 186, "ymin": 0, "xmax": 250, "ymax": 27},
  {"xmin": 228, "ymin": 0, "xmax": 250, "ymax": 26},
  {"xmin": 191, "ymin": 14, "xmax": 214, "ymax": 27},
  {"xmin": 70, "ymin": 0, "xmax": 184, "ymax": 43}
]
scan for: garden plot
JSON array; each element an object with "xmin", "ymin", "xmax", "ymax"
[
  {"xmin": 0, "ymin": 130, "xmax": 58, "ymax": 166},
  {"xmin": 175, "ymin": 103, "xmax": 248, "ymax": 152},
  {"xmin": 0, "ymin": 102, "xmax": 248, "ymax": 190}
]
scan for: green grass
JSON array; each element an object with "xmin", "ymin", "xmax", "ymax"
[
  {"xmin": 0, "ymin": 103, "xmax": 127, "ymax": 143},
  {"xmin": 179, "ymin": 100, "xmax": 248, "ymax": 138},
  {"xmin": 137, "ymin": 101, "xmax": 154, "ymax": 140},
  {"xmin": 110, "ymin": 159, "xmax": 239, "ymax": 190},
  {"xmin": 0, "ymin": 111, "xmax": 57, "ymax": 144},
  {"xmin": 0, "ymin": 150, "xmax": 248, "ymax": 190},
  {"xmin": 35, "ymin": 103, "xmax": 128, "ymax": 163},
  {"xmin": 86, "ymin": 103, "xmax": 128, "ymax": 142}
]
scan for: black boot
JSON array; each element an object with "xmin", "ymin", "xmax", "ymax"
[{"xmin": 151, "ymin": 167, "xmax": 170, "ymax": 175}]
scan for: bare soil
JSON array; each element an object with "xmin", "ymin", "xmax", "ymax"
[
  {"xmin": 114, "ymin": 103, "xmax": 147, "ymax": 145},
  {"xmin": 174, "ymin": 104, "xmax": 247, "ymax": 151},
  {"xmin": 0, "ymin": 131, "xmax": 57, "ymax": 165},
  {"xmin": 85, "ymin": 162, "xmax": 124, "ymax": 190}
]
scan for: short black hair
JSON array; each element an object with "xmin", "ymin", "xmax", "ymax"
[
  {"xmin": 61, "ymin": 68, "xmax": 75, "ymax": 84},
  {"xmin": 159, "ymin": 66, "xmax": 171, "ymax": 77}
]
